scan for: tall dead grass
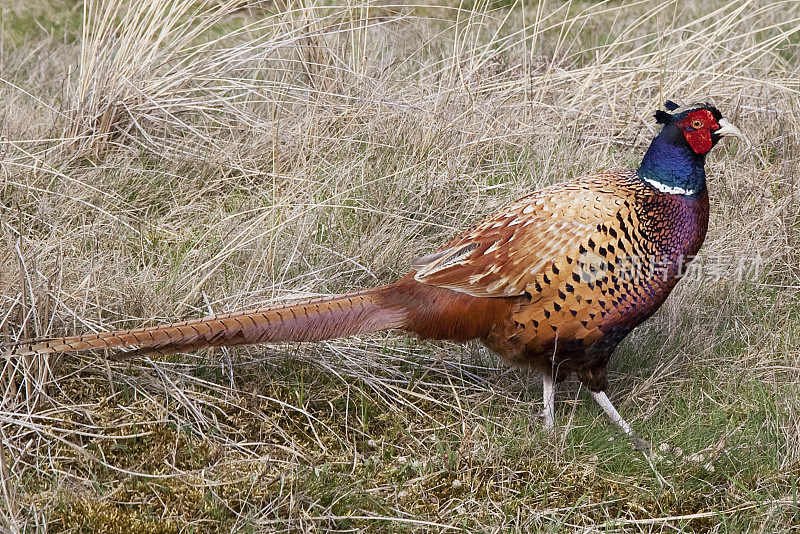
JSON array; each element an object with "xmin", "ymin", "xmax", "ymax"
[{"xmin": 1, "ymin": 0, "xmax": 799, "ymax": 531}]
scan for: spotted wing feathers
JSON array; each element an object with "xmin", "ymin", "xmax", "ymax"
[{"xmin": 413, "ymin": 174, "xmax": 638, "ymax": 300}]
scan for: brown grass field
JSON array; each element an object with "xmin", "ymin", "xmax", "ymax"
[{"xmin": 1, "ymin": 0, "xmax": 799, "ymax": 532}]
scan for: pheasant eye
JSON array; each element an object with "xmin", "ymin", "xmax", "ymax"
[{"xmin": 691, "ymin": 119, "xmax": 703, "ymax": 129}]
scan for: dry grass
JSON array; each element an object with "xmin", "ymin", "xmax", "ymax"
[{"xmin": 1, "ymin": 0, "xmax": 799, "ymax": 531}]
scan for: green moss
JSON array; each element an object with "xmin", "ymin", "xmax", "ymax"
[{"xmin": 56, "ymin": 499, "xmax": 179, "ymax": 534}]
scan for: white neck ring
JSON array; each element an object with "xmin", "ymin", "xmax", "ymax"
[{"xmin": 643, "ymin": 177, "xmax": 696, "ymax": 196}]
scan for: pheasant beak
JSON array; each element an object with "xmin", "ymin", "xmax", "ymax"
[
  {"xmin": 712, "ymin": 119, "xmax": 752, "ymax": 151},
  {"xmin": 714, "ymin": 118, "xmax": 750, "ymax": 150},
  {"xmin": 714, "ymin": 118, "xmax": 743, "ymax": 139}
]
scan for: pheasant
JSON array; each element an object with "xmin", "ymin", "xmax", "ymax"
[{"xmin": 4, "ymin": 101, "xmax": 743, "ymax": 448}]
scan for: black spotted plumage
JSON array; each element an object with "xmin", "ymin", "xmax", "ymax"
[{"xmin": 444, "ymin": 171, "xmax": 710, "ymax": 392}]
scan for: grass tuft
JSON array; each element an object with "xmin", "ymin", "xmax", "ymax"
[{"xmin": 1, "ymin": 0, "xmax": 799, "ymax": 531}]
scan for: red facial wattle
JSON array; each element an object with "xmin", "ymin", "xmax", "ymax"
[{"xmin": 676, "ymin": 109, "xmax": 720, "ymax": 154}]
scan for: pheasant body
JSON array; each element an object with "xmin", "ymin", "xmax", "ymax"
[
  {"xmin": 3, "ymin": 101, "xmax": 744, "ymax": 447},
  {"xmin": 397, "ymin": 171, "xmax": 710, "ymax": 391}
]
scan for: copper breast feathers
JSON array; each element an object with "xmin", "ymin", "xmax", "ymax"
[{"xmin": 411, "ymin": 172, "xmax": 710, "ymax": 351}]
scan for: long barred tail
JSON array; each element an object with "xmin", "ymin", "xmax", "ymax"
[{"xmin": 2, "ymin": 287, "xmax": 406, "ymax": 358}]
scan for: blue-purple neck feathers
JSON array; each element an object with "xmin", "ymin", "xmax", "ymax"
[{"xmin": 637, "ymin": 127, "xmax": 706, "ymax": 195}]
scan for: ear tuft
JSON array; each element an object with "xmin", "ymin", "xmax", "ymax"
[
  {"xmin": 664, "ymin": 100, "xmax": 680, "ymax": 111},
  {"xmin": 654, "ymin": 110, "xmax": 672, "ymax": 124}
]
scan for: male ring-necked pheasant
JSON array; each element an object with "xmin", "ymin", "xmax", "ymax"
[{"xmin": 5, "ymin": 101, "xmax": 743, "ymax": 448}]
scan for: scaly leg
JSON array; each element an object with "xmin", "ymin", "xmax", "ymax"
[
  {"xmin": 541, "ymin": 373, "xmax": 556, "ymax": 431},
  {"xmin": 591, "ymin": 390, "xmax": 650, "ymax": 450}
]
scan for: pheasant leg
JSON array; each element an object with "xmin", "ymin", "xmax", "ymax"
[
  {"xmin": 541, "ymin": 373, "xmax": 556, "ymax": 431},
  {"xmin": 591, "ymin": 391, "xmax": 650, "ymax": 450}
]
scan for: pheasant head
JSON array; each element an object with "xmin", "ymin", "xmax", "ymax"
[{"xmin": 638, "ymin": 101, "xmax": 744, "ymax": 195}]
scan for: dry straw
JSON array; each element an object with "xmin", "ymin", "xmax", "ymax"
[{"xmin": 0, "ymin": 0, "xmax": 799, "ymax": 531}]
